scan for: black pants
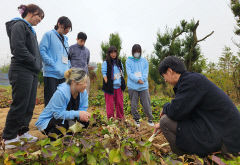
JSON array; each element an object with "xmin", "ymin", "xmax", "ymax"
[
  {"xmin": 3, "ymin": 70, "xmax": 38, "ymax": 140},
  {"xmin": 43, "ymin": 118, "xmax": 89, "ymax": 141},
  {"xmin": 44, "ymin": 77, "xmax": 65, "ymax": 107}
]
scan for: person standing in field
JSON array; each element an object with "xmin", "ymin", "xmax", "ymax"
[
  {"xmin": 39, "ymin": 16, "xmax": 72, "ymax": 107},
  {"xmin": 126, "ymin": 44, "xmax": 154, "ymax": 127},
  {"xmin": 2, "ymin": 4, "xmax": 44, "ymax": 149},
  {"xmin": 69, "ymin": 32, "xmax": 90, "ymax": 94},
  {"xmin": 102, "ymin": 46, "xmax": 126, "ymax": 120}
]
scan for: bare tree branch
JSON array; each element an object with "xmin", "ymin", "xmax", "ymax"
[
  {"xmin": 172, "ymin": 31, "xmax": 185, "ymax": 40},
  {"xmin": 193, "ymin": 20, "xmax": 199, "ymax": 31},
  {"xmin": 192, "ymin": 20, "xmax": 200, "ymax": 44},
  {"xmin": 197, "ymin": 31, "xmax": 214, "ymax": 43}
]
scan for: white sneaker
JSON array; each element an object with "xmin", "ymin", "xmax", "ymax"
[
  {"xmin": 19, "ymin": 132, "xmax": 38, "ymax": 143},
  {"xmin": 3, "ymin": 136, "xmax": 24, "ymax": 149},
  {"xmin": 148, "ymin": 120, "xmax": 154, "ymax": 127},
  {"xmin": 134, "ymin": 120, "xmax": 140, "ymax": 128}
]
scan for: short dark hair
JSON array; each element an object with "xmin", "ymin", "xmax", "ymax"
[
  {"xmin": 18, "ymin": 4, "xmax": 44, "ymax": 19},
  {"xmin": 77, "ymin": 32, "xmax": 87, "ymax": 41},
  {"xmin": 159, "ymin": 56, "xmax": 186, "ymax": 75},
  {"xmin": 54, "ymin": 16, "xmax": 72, "ymax": 31},
  {"xmin": 132, "ymin": 44, "xmax": 142, "ymax": 55}
]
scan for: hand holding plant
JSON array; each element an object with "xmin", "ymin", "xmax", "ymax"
[{"xmin": 79, "ymin": 111, "xmax": 91, "ymax": 122}]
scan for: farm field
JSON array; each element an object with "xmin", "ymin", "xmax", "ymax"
[{"xmin": 0, "ymin": 87, "xmax": 239, "ymax": 164}]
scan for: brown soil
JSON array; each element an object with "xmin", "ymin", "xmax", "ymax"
[
  {"xmin": 127, "ymin": 119, "xmax": 171, "ymax": 155},
  {"xmin": 0, "ymin": 105, "xmax": 102, "ymax": 140},
  {"xmin": 0, "ymin": 89, "xmax": 7, "ymax": 93},
  {"xmin": 0, "ymin": 104, "xmax": 47, "ymax": 140}
]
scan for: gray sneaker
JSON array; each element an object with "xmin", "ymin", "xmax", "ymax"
[
  {"xmin": 3, "ymin": 136, "xmax": 24, "ymax": 149},
  {"xmin": 148, "ymin": 120, "xmax": 154, "ymax": 127},
  {"xmin": 19, "ymin": 132, "xmax": 38, "ymax": 143},
  {"xmin": 134, "ymin": 120, "xmax": 140, "ymax": 127}
]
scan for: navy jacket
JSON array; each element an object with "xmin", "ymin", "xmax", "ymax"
[
  {"xmin": 69, "ymin": 44, "xmax": 90, "ymax": 74},
  {"xmin": 163, "ymin": 72, "xmax": 240, "ymax": 155}
]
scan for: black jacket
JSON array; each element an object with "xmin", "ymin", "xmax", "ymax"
[
  {"xmin": 163, "ymin": 72, "xmax": 240, "ymax": 156},
  {"xmin": 6, "ymin": 20, "xmax": 42, "ymax": 75},
  {"xmin": 102, "ymin": 60, "xmax": 126, "ymax": 94}
]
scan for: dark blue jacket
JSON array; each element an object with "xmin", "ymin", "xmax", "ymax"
[
  {"xmin": 163, "ymin": 72, "xmax": 240, "ymax": 155},
  {"xmin": 69, "ymin": 44, "xmax": 90, "ymax": 74}
]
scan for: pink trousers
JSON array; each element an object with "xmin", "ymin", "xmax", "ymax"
[{"xmin": 104, "ymin": 88, "xmax": 124, "ymax": 119}]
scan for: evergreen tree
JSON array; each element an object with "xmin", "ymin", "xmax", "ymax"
[
  {"xmin": 100, "ymin": 33, "xmax": 127, "ymax": 77},
  {"xmin": 231, "ymin": 0, "xmax": 240, "ymax": 35},
  {"xmin": 151, "ymin": 19, "xmax": 213, "ymax": 84},
  {"xmin": 219, "ymin": 46, "xmax": 234, "ymax": 75},
  {"xmin": 101, "ymin": 33, "xmax": 122, "ymax": 61}
]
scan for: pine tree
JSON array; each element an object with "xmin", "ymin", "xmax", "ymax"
[
  {"xmin": 151, "ymin": 19, "xmax": 213, "ymax": 84},
  {"xmin": 231, "ymin": 0, "xmax": 240, "ymax": 35},
  {"xmin": 100, "ymin": 33, "xmax": 122, "ymax": 61}
]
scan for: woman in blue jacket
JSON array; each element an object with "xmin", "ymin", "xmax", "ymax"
[
  {"xmin": 126, "ymin": 44, "xmax": 154, "ymax": 127},
  {"xmin": 35, "ymin": 68, "xmax": 91, "ymax": 140},
  {"xmin": 39, "ymin": 16, "xmax": 72, "ymax": 107}
]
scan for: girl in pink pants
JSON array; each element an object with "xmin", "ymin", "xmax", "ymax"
[{"xmin": 101, "ymin": 46, "xmax": 126, "ymax": 119}]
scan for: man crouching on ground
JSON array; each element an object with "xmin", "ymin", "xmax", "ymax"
[{"xmin": 154, "ymin": 56, "xmax": 240, "ymax": 156}]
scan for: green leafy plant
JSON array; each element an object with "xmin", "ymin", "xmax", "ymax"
[{"xmin": 1, "ymin": 110, "xmax": 162, "ymax": 164}]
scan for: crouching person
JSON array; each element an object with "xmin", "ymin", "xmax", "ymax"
[
  {"xmin": 154, "ymin": 56, "xmax": 240, "ymax": 156},
  {"xmin": 35, "ymin": 68, "xmax": 91, "ymax": 141}
]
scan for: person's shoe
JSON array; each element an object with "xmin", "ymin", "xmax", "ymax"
[
  {"xmin": 19, "ymin": 132, "xmax": 38, "ymax": 143},
  {"xmin": 2, "ymin": 136, "xmax": 24, "ymax": 149},
  {"xmin": 134, "ymin": 120, "xmax": 140, "ymax": 127},
  {"xmin": 148, "ymin": 120, "xmax": 154, "ymax": 127}
]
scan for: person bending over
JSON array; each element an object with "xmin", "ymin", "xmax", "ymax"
[
  {"xmin": 154, "ymin": 56, "xmax": 240, "ymax": 156},
  {"xmin": 36, "ymin": 68, "xmax": 90, "ymax": 141}
]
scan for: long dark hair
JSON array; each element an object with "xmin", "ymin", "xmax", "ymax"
[
  {"xmin": 106, "ymin": 46, "xmax": 119, "ymax": 65},
  {"xmin": 54, "ymin": 16, "xmax": 72, "ymax": 31},
  {"xmin": 18, "ymin": 4, "xmax": 44, "ymax": 19}
]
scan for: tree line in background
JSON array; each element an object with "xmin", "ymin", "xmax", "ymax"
[
  {"xmin": 93, "ymin": 17, "xmax": 240, "ymax": 102},
  {"xmin": 1, "ymin": 1, "xmax": 240, "ymax": 103}
]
